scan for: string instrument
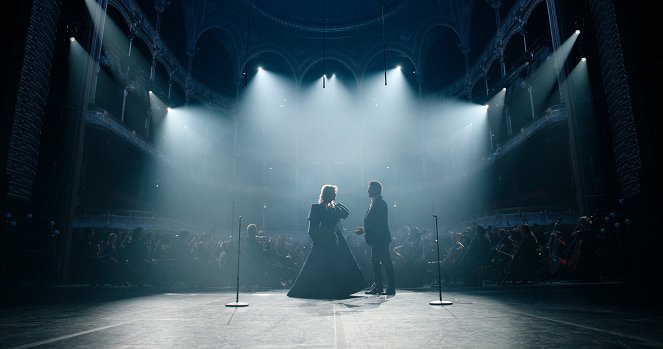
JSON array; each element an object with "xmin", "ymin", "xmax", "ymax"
[
  {"xmin": 493, "ymin": 248, "xmax": 514, "ymax": 260},
  {"xmin": 503, "ymin": 225, "xmax": 529, "ymax": 272},
  {"xmin": 150, "ymin": 237, "xmax": 162, "ymax": 259},
  {"xmin": 546, "ymin": 218, "xmax": 565, "ymax": 274},
  {"xmin": 119, "ymin": 231, "xmax": 132, "ymax": 248},
  {"xmin": 439, "ymin": 241, "xmax": 464, "ymax": 269},
  {"xmin": 567, "ymin": 217, "xmax": 590, "ymax": 272}
]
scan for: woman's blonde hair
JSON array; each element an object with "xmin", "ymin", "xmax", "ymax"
[{"xmin": 318, "ymin": 184, "xmax": 337, "ymax": 205}]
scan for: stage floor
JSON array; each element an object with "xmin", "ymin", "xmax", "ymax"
[{"xmin": 1, "ymin": 282, "xmax": 662, "ymax": 348}]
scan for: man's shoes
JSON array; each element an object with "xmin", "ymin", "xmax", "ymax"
[
  {"xmin": 365, "ymin": 287, "xmax": 383, "ymax": 295},
  {"xmin": 382, "ymin": 287, "xmax": 396, "ymax": 296},
  {"xmin": 365, "ymin": 283, "xmax": 383, "ymax": 294}
]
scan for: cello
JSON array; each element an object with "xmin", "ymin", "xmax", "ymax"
[
  {"xmin": 546, "ymin": 218, "xmax": 566, "ymax": 274},
  {"xmin": 567, "ymin": 216, "xmax": 591, "ymax": 273}
]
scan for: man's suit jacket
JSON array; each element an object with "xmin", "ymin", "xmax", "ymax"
[{"xmin": 363, "ymin": 196, "xmax": 392, "ymax": 246}]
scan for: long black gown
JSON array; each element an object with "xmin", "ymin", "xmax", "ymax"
[{"xmin": 287, "ymin": 203, "xmax": 367, "ymax": 299}]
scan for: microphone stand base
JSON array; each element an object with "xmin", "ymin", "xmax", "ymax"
[
  {"xmin": 429, "ymin": 300, "xmax": 453, "ymax": 306},
  {"xmin": 226, "ymin": 302, "xmax": 249, "ymax": 307}
]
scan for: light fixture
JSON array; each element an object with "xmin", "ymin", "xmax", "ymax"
[
  {"xmin": 575, "ymin": 29, "xmax": 580, "ymax": 34},
  {"xmin": 243, "ymin": 1, "xmax": 252, "ymax": 87},
  {"xmin": 381, "ymin": 0, "xmax": 387, "ymax": 86},
  {"xmin": 322, "ymin": 0, "xmax": 326, "ymax": 88},
  {"xmin": 69, "ymin": 37, "xmax": 75, "ymax": 42},
  {"xmin": 581, "ymin": 57, "xmax": 587, "ymax": 62}
]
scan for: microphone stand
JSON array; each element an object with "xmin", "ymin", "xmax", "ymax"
[
  {"xmin": 226, "ymin": 216, "xmax": 249, "ymax": 307},
  {"xmin": 430, "ymin": 214, "xmax": 453, "ymax": 306}
]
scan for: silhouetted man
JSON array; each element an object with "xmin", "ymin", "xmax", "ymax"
[{"xmin": 355, "ymin": 181, "xmax": 395, "ymax": 295}]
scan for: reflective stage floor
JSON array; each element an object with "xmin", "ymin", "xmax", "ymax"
[{"xmin": 1, "ymin": 282, "xmax": 662, "ymax": 348}]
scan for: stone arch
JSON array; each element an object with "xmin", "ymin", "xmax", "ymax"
[
  {"xmin": 240, "ymin": 47, "xmax": 297, "ymax": 82},
  {"xmin": 160, "ymin": 1, "xmax": 189, "ymax": 66},
  {"xmin": 471, "ymin": 77, "xmax": 488, "ymax": 104},
  {"xmin": 195, "ymin": 25, "xmax": 243, "ymax": 73},
  {"xmin": 521, "ymin": 1, "xmax": 552, "ymax": 52},
  {"xmin": 359, "ymin": 44, "xmax": 417, "ymax": 81},
  {"xmin": 485, "ymin": 56, "xmax": 502, "ymax": 92},
  {"xmin": 418, "ymin": 24, "xmax": 465, "ymax": 93},
  {"xmin": 413, "ymin": 19, "xmax": 459, "ymax": 74},
  {"xmin": 468, "ymin": 0, "xmax": 496, "ymax": 64},
  {"xmin": 192, "ymin": 27, "xmax": 239, "ymax": 97},
  {"xmin": 154, "ymin": 61, "xmax": 171, "ymax": 95},
  {"xmin": 299, "ymin": 53, "xmax": 360, "ymax": 87}
]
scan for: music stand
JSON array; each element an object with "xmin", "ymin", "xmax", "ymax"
[
  {"xmin": 226, "ymin": 216, "xmax": 249, "ymax": 307},
  {"xmin": 430, "ymin": 215, "xmax": 453, "ymax": 306}
]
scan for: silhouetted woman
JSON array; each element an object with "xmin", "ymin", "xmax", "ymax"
[{"xmin": 287, "ymin": 185, "xmax": 367, "ymax": 299}]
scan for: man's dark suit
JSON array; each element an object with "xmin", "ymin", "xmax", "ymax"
[{"xmin": 364, "ymin": 195, "xmax": 395, "ymax": 292}]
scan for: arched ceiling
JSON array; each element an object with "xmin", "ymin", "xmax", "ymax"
[
  {"xmin": 248, "ymin": 0, "xmax": 408, "ymax": 32},
  {"xmin": 131, "ymin": 0, "xmax": 548, "ymax": 96}
]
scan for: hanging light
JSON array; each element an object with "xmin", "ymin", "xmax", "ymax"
[
  {"xmin": 243, "ymin": 1, "xmax": 252, "ymax": 87},
  {"xmin": 322, "ymin": 0, "xmax": 326, "ymax": 88},
  {"xmin": 381, "ymin": 0, "xmax": 387, "ymax": 86}
]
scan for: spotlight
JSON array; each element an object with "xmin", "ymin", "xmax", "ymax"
[
  {"xmin": 502, "ymin": 87, "xmax": 506, "ymax": 91},
  {"xmin": 396, "ymin": 65, "xmax": 401, "ymax": 71},
  {"xmin": 575, "ymin": 29, "xmax": 580, "ymax": 34},
  {"xmin": 331, "ymin": 73, "xmax": 336, "ymax": 79},
  {"xmin": 66, "ymin": 25, "xmax": 80, "ymax": 43},
  {"xmin": 484, "ymin": 104, "xmax": 489, "ymax": 109},
  {"xmin": 581, "ymin": 57, "xmax": 587, "ymax": 62},
  {"xmin": 166, "ymin": 107, "xmax": 171, "ymax": 112},
  {"xmin": 148, "ymin": 90, "xmax": 153, "ymax": 94},
  {"xmin": 257, "ymin": 66, "xmax": 263, "ymax": 71}
]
